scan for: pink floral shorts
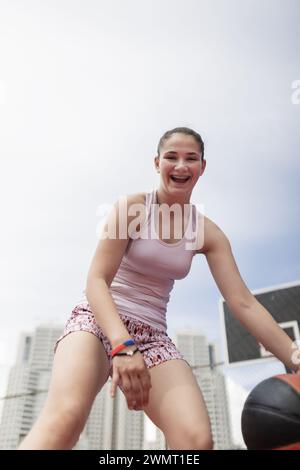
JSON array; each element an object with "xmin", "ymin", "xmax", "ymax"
[{"xmin": 54, "ymin": 303, "xmax": 191, "ymax": 385}]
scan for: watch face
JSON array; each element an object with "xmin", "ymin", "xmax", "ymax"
[{"xmin": 128, "ymin": 351, "xmax": 133, "ymax": 356}]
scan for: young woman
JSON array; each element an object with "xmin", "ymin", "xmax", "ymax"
[{"xmin": 18, "ymin": 127, "xmax": 300, "ymax": 450}]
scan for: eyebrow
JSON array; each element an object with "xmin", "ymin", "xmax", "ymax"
[{"xmin": 164, "ymin": 151, "xmax": 200, "ymax": 157}]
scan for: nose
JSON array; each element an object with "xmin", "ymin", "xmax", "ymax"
[{"xmin": 174, "ymin": 159, "xmax": 188, "ymax": 170}]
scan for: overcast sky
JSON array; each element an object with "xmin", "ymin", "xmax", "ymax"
[{"xmin": 0, "ymin": 0, "xmax": 299, "ymax": 443}]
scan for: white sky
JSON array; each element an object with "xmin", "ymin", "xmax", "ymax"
[{"xmin": 0, "ymin": 0, "xmax": 299, "ymax": 445}]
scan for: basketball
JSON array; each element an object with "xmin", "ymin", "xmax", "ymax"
[{"xmin": 241, "ymin": 374, "xmax": 300, "ymax": 449}]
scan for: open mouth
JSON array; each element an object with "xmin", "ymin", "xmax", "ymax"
[{"xmin": 170, "ymin": 176, "xmax": 191, "ymax": 184}]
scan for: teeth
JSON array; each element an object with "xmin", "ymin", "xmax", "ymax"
[
  {"xmin": 171, "ymin": 176, "xmax": 190, "ymax": 179},
  {"xmin": 171, "ymin": 176, "xmax": 190, "ymax": 181}
]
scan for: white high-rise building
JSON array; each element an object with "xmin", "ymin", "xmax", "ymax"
[
  {"xmin": 175, "ymin": 331, "xmax": 234, "ymax": 450},
  {"xmin": 143, "ymin": 330, "xmax": 234, "ymax": 450},
  {"xmin": 0, "ymin": 325, "xmax": 146, "ymax": 450},
  {"xmin": 0, "ymin": 327, "xmax": 62, "ymax": 450},
  {"xmin": 86, "ymin": 379, "xmax": 145, "ymax": 450}
]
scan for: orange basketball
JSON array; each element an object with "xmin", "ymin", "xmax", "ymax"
[{"xmin": 241, "ymin": 374, "xmax": 300, "ymax": 450}]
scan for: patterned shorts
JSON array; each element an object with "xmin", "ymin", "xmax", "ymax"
[{"xmin": 54, "ymin": 303, "xmax": 191, "ymax": 389}]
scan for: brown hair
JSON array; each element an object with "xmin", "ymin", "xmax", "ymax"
[{"xmin": 157, "ymin": 127, "xmax": 205, "ymax": 162}]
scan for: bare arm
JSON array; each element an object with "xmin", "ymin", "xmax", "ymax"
[
  {"xmin": 85, "ymin": 192, "xmax": 152, "ymax": 410},
  {"xmin": 86, "ymin": 277, "xmax": 133, "ymax": 349},
  {"xmin": 201, "ymin": 217, "xmax": 300, "ymax": 373},
  {"xmin": 85, "ymin": 192, "xmax": 145, "ymax": 349}
]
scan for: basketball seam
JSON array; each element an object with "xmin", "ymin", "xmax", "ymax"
[{"xmin": 244, "ymin": 403, "xmax": 300, "ymax": 423}]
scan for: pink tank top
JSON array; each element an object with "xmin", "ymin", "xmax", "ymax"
[{"xmin": 81, "ymin": 188, "xmax": 201, "ymax": 332}]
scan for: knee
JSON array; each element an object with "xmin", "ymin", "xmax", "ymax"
[
  {"xmin": 168, "ymin": 427, "xmax": 214, "ymax": 450},
  {"xmin": 191, "ymin": 431, "xmax": 214, "ymax": 450},
  {"xmin": 42, "ymin": 402, "xmax": 87, "ymax": 446}
]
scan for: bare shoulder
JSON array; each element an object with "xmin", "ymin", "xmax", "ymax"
[
  {"xmin": 113, "ymin": 190, "xmax": 145, "ymax": 204},
  {"xmin": 195, "ymin": 215, "xmax": 230, "ymax": 255},
  {"xmin": 115, "ymin": 191, "xmax": 147, "ymax": 236},
  {"xmin": 125, "ymin": 191, "xmax": 146, "ymax": 206},
  {"xmin": 87, "ymin": 192, "xmax": 147, "ymax": 285},
  {"xmin": 118, "ymin": 191, "xmax": 146, "ymax": 215}
]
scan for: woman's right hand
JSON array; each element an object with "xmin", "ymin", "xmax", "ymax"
[{"xmin": 110, "ymin": 350, "xmax": 152, "ymax": 411}]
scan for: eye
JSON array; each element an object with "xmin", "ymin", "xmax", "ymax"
[{"xmin": 165, "ymin": 156, "xmax": 175, "ymax": 159}]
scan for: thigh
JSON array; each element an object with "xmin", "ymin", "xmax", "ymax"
[
  {"xmin": 44, "ymin": 330, "xmax": 110, "ymax": 420},
  {"xmin": 143, "ymin": 359, "xmax": 213, "ymax": 449}
]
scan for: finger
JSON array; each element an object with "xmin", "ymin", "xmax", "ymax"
[
  {"xmin": 139, "ymin": 374, "xmax": 151, "ymax": 407},
  {"xmin": 121, "ymin": 373, "xmax": 134, "ymax": 409},
  {"xmin": 140, "ymin": 370, "xmax": 152, "ymax": 391},
  {"xmin": 110, "ymin": 368, "xmax": 120, "ymax": 398},
  {"xmin": 131, "ymin": 375, "xmax": 144, "ymax": 410},
  {"xmin": 138, "ymin": 374, "xmax": 146, "ymax": 409}
]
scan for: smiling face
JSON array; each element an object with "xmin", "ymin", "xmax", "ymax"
[{"xmin": 154, "ymin": 132, "xmax": 206, "ymax": 197}]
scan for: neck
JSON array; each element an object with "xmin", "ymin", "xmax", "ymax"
[{"xmin": 155, "ymin": 187, "xmax": 192, "ymax": 210}]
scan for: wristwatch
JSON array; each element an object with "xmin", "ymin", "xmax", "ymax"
[{"xmin": 113, "ymin": 347, "xmax": 139, "ymax": 357}]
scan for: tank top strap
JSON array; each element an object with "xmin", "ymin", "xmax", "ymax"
[
  {"xmin": 191, "ymin": 203, "xmax": 197, "ymax": 233},
  {"xmin": 146, "ymin": 188, "xmax": 156, "ymax": 218},
  {"xmin": 146, "ymin": 188, "xmax": 154, "ymax": 210},
  {"xmin": 132, "ymin": 189, "xmax": 155, "ymax": 239},
  {"xmin": 150, "ymin": 188, "xmax": 156, "ymax": 205},
  {"xmin": 182, "ymin": 202, "xmax": 194, "ymax": 241}
]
